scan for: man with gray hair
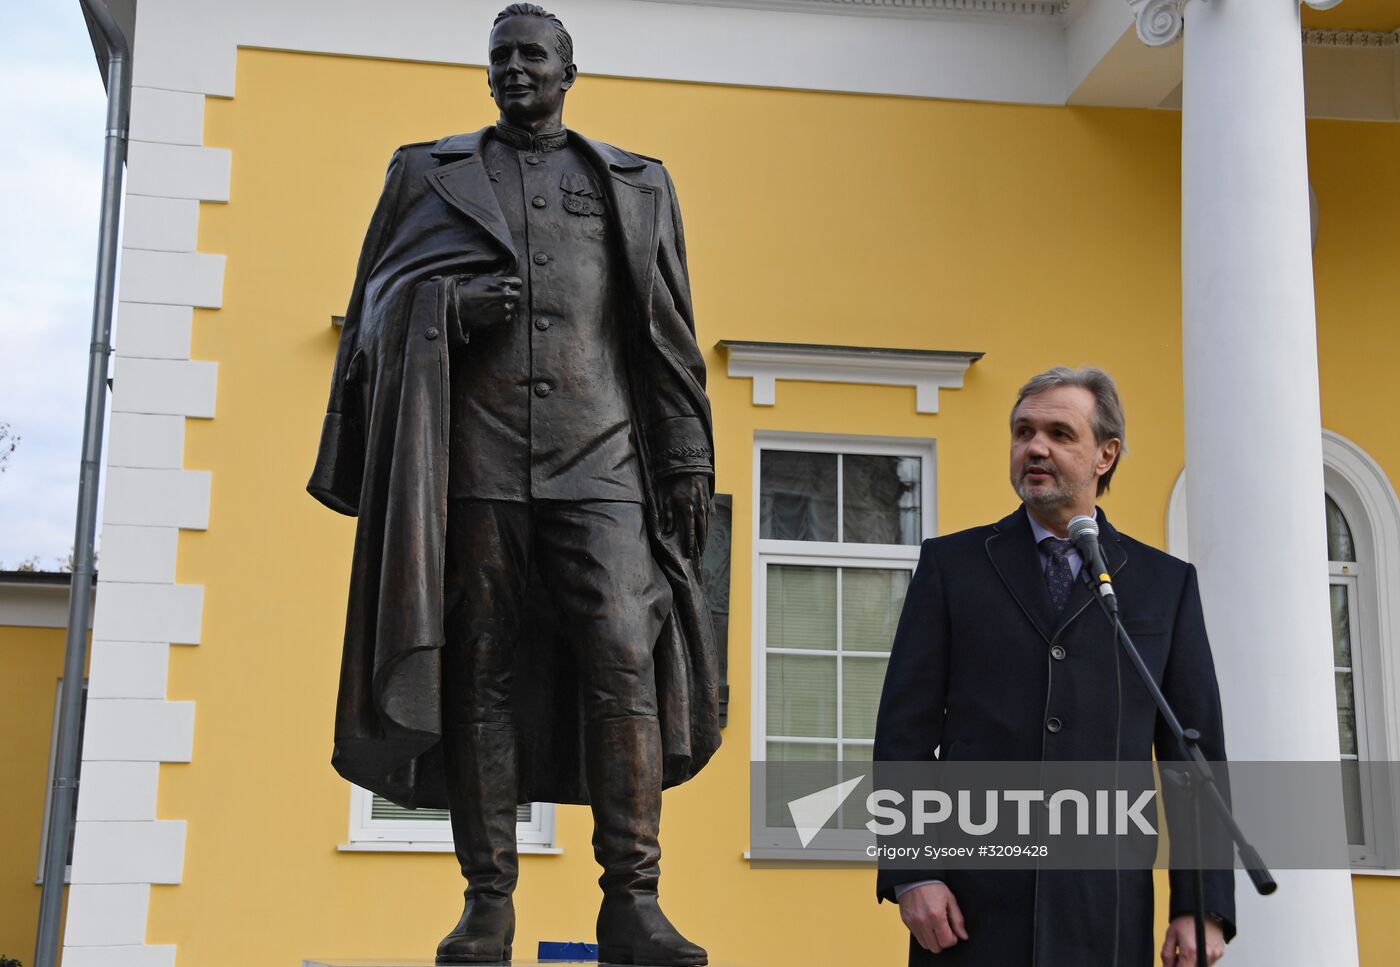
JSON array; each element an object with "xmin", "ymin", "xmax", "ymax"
[{"xmin": 874, "ymin": 366, "xmax": 1235, "ymax": 966}]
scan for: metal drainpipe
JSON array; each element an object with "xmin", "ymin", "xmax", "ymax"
[{"xmin": 33, "ymin": 3, "xmax": 130, "ymax": 965}]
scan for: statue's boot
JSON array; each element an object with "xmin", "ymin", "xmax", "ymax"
[
  {"xmin": 589, "ymin": 715, "xmax": 708, "ymax": 967},
  {"xmin": 437, "ymin": 722, "xmax": 518, "ymax": 966}
]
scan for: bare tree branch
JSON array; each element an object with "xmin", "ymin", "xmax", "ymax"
[{"xmin": 0, "ymin": 422, "xmax": 17, "ymax": 474}]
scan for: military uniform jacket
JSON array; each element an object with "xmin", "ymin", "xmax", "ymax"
[
  {"xmin": 449, "ymin": 128, "xmax": 647, "ymax": 501},
  {"xmin": 873, "ymin": 507, "xmax": 1235, "ymax": 967},
  {"xmin": 308, "ymin": 127, "xmax": 720, "ymax": 808}
]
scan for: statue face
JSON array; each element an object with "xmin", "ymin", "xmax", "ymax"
[{"xmin": 487, "ymin": 15, "xmax": 575, "ymax": 127}]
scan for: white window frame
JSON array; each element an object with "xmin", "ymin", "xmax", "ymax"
[
  {"xmin": 1324, "ymin": 459, "xmax": 1398, "ymax": 871},
  {"xmin": 342, "ymin": 786, "xmax": 558, "ymax": 854},
  {"xmin": 750, "ymin": 432, "xmax": 934, "ymax": 858},
  {"xmin": 1329, "ymin": 568, "xmax": 1382, "ymax": 866}
]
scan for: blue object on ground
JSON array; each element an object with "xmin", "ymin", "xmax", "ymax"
[{"xmin": 538, "ymin": 940, "xmax": 599, "ymax": 961}]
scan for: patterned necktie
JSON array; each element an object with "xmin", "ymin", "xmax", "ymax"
[{"xmin": 1040, "ymin": 536, "xmax": 1075, "ymax": 613}]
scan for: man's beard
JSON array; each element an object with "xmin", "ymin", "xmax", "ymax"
[{"xmin": 1013, "ymin": 463, "xmax": 1084, "ymax": 513}]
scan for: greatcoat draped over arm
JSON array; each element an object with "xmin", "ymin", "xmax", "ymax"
[{"xmin": 308, "ymin": 129, "xmax": 721, "ymax": 808}]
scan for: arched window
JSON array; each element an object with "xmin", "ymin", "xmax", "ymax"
[{"xmin": 1326, "ymin": 495, "xmax": 1378, "ymax": 864}]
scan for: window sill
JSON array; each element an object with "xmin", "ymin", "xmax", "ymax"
[
  {"xmin": 339, "ymin": 841, "xmax": 561, "ymax": 854},
  {"xmin": 742, "ymin": 849, "xmax": 873, "ymax": 864}
]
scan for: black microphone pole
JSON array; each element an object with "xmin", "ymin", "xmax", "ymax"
[{"xmin": 1067, "ymin": 517, "xmax": 1275, "ymax": 964}]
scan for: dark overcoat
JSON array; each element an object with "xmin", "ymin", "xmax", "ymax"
[
  {"xmin": 308, "ymin": 128, "xmax": 720, "ymax": 809},
  {"xmin": 873, "ymin": 507, "xmax": 1236, "ymax": 966}
]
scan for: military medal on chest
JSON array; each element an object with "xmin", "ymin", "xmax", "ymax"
[{"xmin": 560, "ymin": 171, "xmax": 605, "ymax": 216}]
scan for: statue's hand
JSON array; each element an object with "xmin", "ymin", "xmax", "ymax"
[
  {"xmin": 451, "ymin": 275, "xmax": 522, "ymax": 333},
  {"xmin": 659, "ymin": 473, "xmax": 710, "ymax": 559}
]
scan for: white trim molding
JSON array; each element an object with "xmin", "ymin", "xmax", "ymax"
[
  {"xmin": 652, "ymin": 0, "xmax": 1074, "ymax": 21},
  {"xmin": 126, "ymin": 0, "xmax": 1072, "ymax": 106},
  {"xmin": 1129, "ymin": 1, "xmax": 1369, "ymax": 49},
  {"xmin": 0, "ymin": 575, "xmax": 94, "ymax": 630},
  {"xmin": 718, "ymin": 341, "xmax": 982, "ymax": 414}
]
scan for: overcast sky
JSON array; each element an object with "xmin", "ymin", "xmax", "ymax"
[{"xmin": 0, "ymin": 1, "xmax": 107, "ymax": 568}]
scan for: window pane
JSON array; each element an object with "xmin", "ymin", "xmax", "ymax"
[
  {"xmin": 372, "ymin": 796, "xmax": 532, "ymax": 825},
  {"xmin": 843, "ymin": 568, "xmax": 910, "ymax": 652},
  {"xmin": 843, "ymin": 454, "xmax": 922, "ymax": 545},
  {"xmin": 842, "ymin": 656, "xmax": 889, "ymax": 740},
  {"xmin": 1330, "ymin": 584, "xmax": 1352, "ymax": 668},
  {"xmin": 1325, "ymin": 496, "xmax": 1356, "ymax": 563},
  {"xmin": 836, "ymin": 753, "xmax": 874, "ymax": 830},
  {"xmin": 1335, "ymin": 671, "xmax": 1358, "ymax": 757},
  {"xmin": 767, "ymin": 565, "xmax": 836, "ymax": 650},
  {"xmin": 761, "ymin": 450, "xmax": 837, "ymax": 541},
  {"xmin": 765, "ymin": 742, "xmax": 837, "ymax": 826},
  {"xmin": 372, "ymin": 798, "xmax": 451, "ymax": 823},
  {"xmin": 766, "ymin": 741, "xmax": 838, "ymax": 762},
  {"xmin": 767, "ymin": 654, "xmax": 837, "ymax": 738},
  {"xmin": 1341, "ymin": 759, "xmax": 1365, "ymax": 847}
]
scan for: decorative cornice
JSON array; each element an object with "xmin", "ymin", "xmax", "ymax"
[
  {"xmin": 1131, "ymin": 1, "xmax": 1395, "ymax": 50},
  {"xmin": 717, "ymin": 340, "xmax": 983, "ymax": 414},
  {"xmin": 1304, "ymin": 29, "xmax": 1400, "ymax": 49},
  {"xmin": 1128, "ymin": 0, "xmax": 1185, "ymax": 48},
  {"xmin": 655, "ymin": 0, "xmax": 1074, "ymax": 21}
]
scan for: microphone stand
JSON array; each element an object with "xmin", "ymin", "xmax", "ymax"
[{"xmin": 1076, "ymin": 565, "xmax": 1275, "ymax": 963}]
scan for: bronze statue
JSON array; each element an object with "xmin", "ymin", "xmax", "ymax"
[{"xmin": 308, "ymin": 5, "xmax": 720, "ymax": 964}]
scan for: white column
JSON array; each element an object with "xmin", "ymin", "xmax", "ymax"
[{"xmin": 1169, "ymin": 0, "xmax": 1359, "ymax": 964}]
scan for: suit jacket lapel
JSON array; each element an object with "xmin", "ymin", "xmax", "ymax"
[
  {"xmin": 426, "ymin": 129, "xmax": 518, "ymax": 265},
  {"xmin": 985, "ymin": 507, "xmax": 1056, "ymax": 643},
  {"xmin": 574, "ymin": 134, "xmax": 658, "ymax": 310}
]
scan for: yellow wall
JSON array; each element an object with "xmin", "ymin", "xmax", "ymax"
[
  {"xmin": 0, "ymin": 624, "xmax": 66, "ymax": 961},
  {"xmin": 146, "ymin": 45, "xmax": 1400, "ymax": 965},
  {"xmin": 1353, "ymin": 875, "xmax": 1400, "ymax": 964},
  {"xmin": 1309, "ymin": 114, "xmax": 1400, "ymax": 965},
  {"xmin": 1311, "ymin": 116, "xmax": 1400, "ymax": 509}
]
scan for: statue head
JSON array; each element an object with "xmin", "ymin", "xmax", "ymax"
[{"xmin": 488, "ymin": 4, "xmax": 577, "ymax": 129}]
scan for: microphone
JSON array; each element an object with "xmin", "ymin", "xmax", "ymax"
[{"xmin": 1067, "ymin": 514, "xmax": 1117, "ymax": 615}]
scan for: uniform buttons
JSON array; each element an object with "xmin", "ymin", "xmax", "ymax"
[
  {"xmin": 1046, "ymin": 717, "xmax": 1063, "ymax": 734},
  {"xmin": 525, "ymin": 155, "xmax": 541, "ymax": 165},
  {"xmin": 425, "ymin": 327, "xmax": 440, "ymax": 340},
  {"xmin": 1050, "ymin": 645, "xmax": 1066, "ymax": 661},
  {"xmin": 533, "ymin": 380, "xmax": 552, "ymax": 398},
  {"xmin": 533, "ymin": 252, "xmax": 550, "ymax": 265},
  {"xmin": 532, "ymin": 196, "xmax": 547, "ymax": 208},
  {"xmin": 534, "ymin": 317, "xmax": 551, "ymax": 331}
]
